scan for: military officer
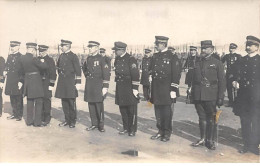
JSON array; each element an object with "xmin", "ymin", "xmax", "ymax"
[
  {"xmin": 149, "ymin": 36, "xmax": 180, "ymax": 142},
  {"xmin": 221, "ymin": 43, "xmax": 241, "ymax": 107},
  {"xmin": 38, "ymin": 45, "xmax": 57, "ymax": 126},
  {"xmin": 0, "ymin": 56, "xmax": 5, "ymax": 117},
  {"xmin": 140, "ymin": 48, "xmax": 152, "ymax": 101},
  {"xmin": 4, "ymin": 41, "xmax": 24, "ymax": 121},
  {"xmin": 20, "ymin": 42, "xmax": 47, "ymax": 126},
  {"xmin": 191, "ymin": 40, "xmax": 225, "ymax": 150},
  {"xmin": 82, "ymin": 41, "xmax": 110, "ymax": 132},
  {"xmin": 100, "ymin": 48, "xmax": 111, "ymax": 70},
  {"xmin": 113, "ymin": 41, "xmax": 140, "ymax": 137},
  {"xmin": 55, "ymin": 40, "xmax": 81, "ymax": 128},
  {"xmin": 232, "ymin": 36, "xmax": 260, "ymax": 155}
]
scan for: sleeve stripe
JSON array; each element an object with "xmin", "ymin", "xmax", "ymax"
[
  {"xmin": 103, "ymin": 80, "xmax": 110, "ymax": 83},
  {"xmin": 132, "ymin": 81, "xmax": 140, "ymax": 85},
  {"xmin": 76, "ymin": 76, "xmax": 81, "ymax": 79},
  {"xmin": 171, "ymin": 83, "xmax": 179, "ymax": 88},
  {"xmin": 50, "ymin": 79, "xmax": 56, "ymax": 83}
]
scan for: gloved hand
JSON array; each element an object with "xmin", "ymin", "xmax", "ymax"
[
  {"xmin": 186, "ymin": 87, "xmax": 191, "ymax": 94},
  {"xmin": 102, "ymin": 88, "xmax": 108, "ymax": 96},
  {"xmin": 232, "ymin": 81, "xmax": 239, "ymax": 89},
  {"xmin": 18, "ymin": 82, "xmax": 23, "ymax": 89},
  {"xmin": 75, "ymin": 84, "xmax": 81, "ymax": 90},
  {"xmin": 216, "ymin": 98, "xmax": 223, "ymax": 108},
  {"xmin": 3, "ymin": 71, "xmax": 7, "ymax": 77},
  {"xmin": 170, "ymin": 91, "xmax": 176, "ymax": 99},
  {"xmin": 133, "ymin": 89, "xmax": 139, "ymax": 98},
  {"xmin": 48, "ymin": 86, "xmax": 54, "ymax": 91},
  {"xmin": 40, "ymin": 59, "xmax": 45, "ymax": 63},
  {"xmin": 149, "ymin": 75, "xmax": 152, "ymax": 82},
  {"xmin": 0, "ymin": 82, "xmax": 3, "ymax": 89}
]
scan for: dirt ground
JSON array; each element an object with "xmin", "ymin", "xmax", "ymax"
[{"xmin": 0, "ymin": 72, "xmax": 259, "ymax": 163}]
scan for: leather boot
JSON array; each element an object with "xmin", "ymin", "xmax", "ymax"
[
  {"xmin": 191, "ymin": 120, "xmax": 206, "ymax": 147},
  {"xmin": 206, "ymin": 120, "xmax": 216, "ymax": 150}
]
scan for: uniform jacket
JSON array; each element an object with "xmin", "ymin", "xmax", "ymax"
[
  {"xmin": 0, "ymin": 56, "xmax": 5, "ymax": 83},
  {"xmin": 55, "ymin": 51, "xmax": 81, "ymax": 99},
  {"xmin": 104, "ymin": 56, "xmax": 112, "ymax": 70},
  {"xmin": 140, "ymin": 56, "xmax": 151, "ymax": 86},
  {"xmin": 38, "ymin": 55, "xmax": 57, "ymax": 98},
  {"xmin": 221, "ymin": 53, "xmax": 241, "ymax": 78},
  {"xmin": 4, "ymin": 52, "xmax": 23, "ymax": 95},
  {"xmin": 191, "ymin": 55, "xmax": 226, "ymax": 101},
  {"xmin": 115, "ymin": 53, "xmax": 140, "ymax": 106},
  {"xmin": 149, "ymin": 50, "xmax": 180, "ymax": 105},
  {"xmin": 20, "ymin": 53, "xmax": 47, "ymax": 99},
  {"xmin": 82, "ymin": 54, "xmax": 110, "ymax": 102},
  {"xmin": 184, "ymin": 56, "xmax": 200, "ymax": 87},
  {"xmin": 232, "ymin": 54, "xmax": 260, "ymax": 116}
]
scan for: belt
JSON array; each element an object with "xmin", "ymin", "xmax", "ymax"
[
  {"xmin": 26, "ymin": 72, "xmax": 39, "ymax": 75},
  {"xmin": 194, "ymin": 80, "xmax": 218, "ymax": 87}
]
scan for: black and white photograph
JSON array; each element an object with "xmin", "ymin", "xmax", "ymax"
[{"xmin": 0, "ymin": 0, "xmax": 260, "ymax": 163}]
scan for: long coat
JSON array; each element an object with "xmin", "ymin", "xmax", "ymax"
[
  {"xmin": 20, "ymin": 53, "xmax": 47, "ymax": 99},
  {"xmin": 232, "ymin": 54, "xmax": 260, "ymax": 116},
  {"xmin": 149, "ymin": 50, "xmax": 180, "ymax": 105},
  {"xmin": 140, "ymin": 56, "xmax": 151, "ymax": 86},
  {"xmin": 0, "ymin": 56, "xmax": 5, "ymax": 84},
  {"xmin": 38, "ymin": 55, "xmax": 57, "ymax": 98},
  {"xmin": 115, "ymin": 53, "xmax": 140, "ymax": 106},
  {"xmin": 82, "ymin": 54, "xmax": 110, "ymax": 102},
  {"xmin": 4, "ymin": 52, "xmax": 23, "ymax": 96},
  {"xmin": 191, "ymin": 55, "xmax": 226, "ymax": 101},
  {"xmin": 55, "ymin": 51, "xmax": 81, "ymax": 99}
]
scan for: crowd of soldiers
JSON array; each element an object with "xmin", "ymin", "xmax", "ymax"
[{"xmin": 0, "ymin": 35, "xmax": 259, "ymax": 155}]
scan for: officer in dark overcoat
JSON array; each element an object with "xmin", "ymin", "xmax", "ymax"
[
  {"xmin": 38, "ymin": 45, "xmax": 57, "ymax": 126},
  {"xmin": 232, "ymin": 36, "xmax": 260, "ymax": 155},
  {"xmin": 191, "ymin": 40, "xmax": 225, "ymax": 150},
  {"xmin": 4, "ymin": 41, "xmax": 24, "ymax": 121},
  {"xmin": 55, "ymin": 40, "xmax": 82, "ymax": 128},
  {"xmin": 184, "ymin": 46, "xmax": 199, "ymax": 87},
  {"xmin": 100, "ymin": 48, "xmax": 111, "ymax": 70},
  {"xmin": 82, "ymin": 41, "xmax": 110, "ymax": 132},
  {"xmin": 20, "ymin": 42, "xmax": 47, "ymax": 126},
  {"xmin": 221, "ymin": 43, "xmax": 241, "ymax": 107},
  {"xmin": 149, "ymin": 36, "xmax": 180, "ymax": 142},
  {"xmin": 114, "ymin": 41, "xmax": 140, "ymax": 137},
  {"xmin": 140, "ymin": 49, "xmax": 152, "ymax": 101},
  {"xmin": 0, "ymin": 56, "xmax": 5, "ymax": 117}
]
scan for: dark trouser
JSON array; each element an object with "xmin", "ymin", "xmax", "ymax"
[
  {"xmin": 26, "ymin": 98, "xmax": 43, "ymax": 126},
  {"xmin": 61, "ymin": 98, "xmax": 77, "ymax": 125},
  {"xmin": 194, "ymin": 101, "xmax": 216, "ymax": 145},
  {"xmin": 88, "ymin": 102, "xmax": 104, "ymax": 129},
  {"xmin": 240, "ymin": 110, "xmax": 260, "ymax": 153},
  {"xmin": 42, "ymin": 98, "xmax": 51, "ymax": 124},
  {"xmin": 226, "ymin": 77, "xmax": 234, "ymax": 104},
  {"xmin": 119, "ymin": 105, "xmax": 137, "ymax": 133},
  {"xmin": 154, "ymin": 105, "xmax": 173, "ymax": 138},
  {"xmin": 143, "ymin": 85, "xmax": 150, "ymax": 101},
  {"xmin": 10, "ymin": 95, "xmax": 23, "ymax": 118},
  {"xmin": 0, "ymin": 88, "xmax": 2, "ymax": 115}
]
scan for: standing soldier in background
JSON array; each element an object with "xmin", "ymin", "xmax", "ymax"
[
  {"xmin": 232, "ymin": 36, "xmax": 260, "ymax": 155},
  {"xmin": 20, "ymin": 42, "xmax": 47, "ymax": 127},
  {"xmin": 100, "ymin": 48, "xmax": 111, "ymax": 70},
  {"xmin": 82, "ymin": 41, "xmax": 110, "ymax": 132},
  {"xmin": 114, "ymin": 41, "xmax": 140, "ymax": 137},
  {"xmin": 0, "ymin": 56, "xmax": 5, "ymax": 117},
  {"xmin": 140, "ymin": 48, "xmax": 152, "ymax": 101},
  {"xmin": 55, "ymin": 40, "xmax": 81, "ymax": 128},
  {"xmin": 4, "ymin": 41, "xmax": 23, "ymax": 121},
  {"xmin": 221, "ymin": 43, "xmax": 241, "ymax": 107},
  {"xmin": 191, "ymin": 40, "xmax": 225, "ymax": 150},
  {"xmin": 38, "ymin": 45, "xmax": 57, "ymax": 126},
  {"xmin": 149, "ymin": 36, "xmax": 180, "ymax": 142}
]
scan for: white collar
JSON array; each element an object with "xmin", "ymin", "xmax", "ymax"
[
  {"xmin": 11, "ymin": 51, "xmax": 19, "ymax": 54},
  {"xmin": 248, "ymin": 52, "xmax": 258, "ymax": 57},
  {"xmin": 161, "ymin": 47, "xmax": 168, "ymax": 53},
  {"xmin": 120, "ymin": 52, "xmax": 127, "ymax": 57},
  {"xmin": 64, "ymin": 50, "xmax": 71, "ymax": 54}
]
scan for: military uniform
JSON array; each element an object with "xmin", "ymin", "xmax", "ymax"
[
  {"xmin": 38, "ymin": 45, "xmax": 57, "ymax": 125},
  {"xmin": 100, "ymin": 48, "xmax": 112, "ymax": 71},
  {"xmin": 191, "ymin": 40, "xmax": 225, "ymax": 150},
  {"xmin": 0, "ymin": 56, "xmax": 5, "ymax": 116},
  {"xmin": 184, "ymin": 46, "xmax": 199, "ymax": 87},
  {"xmin": 55, "ymin": 40, "xmax": 81, "ymax": 128},
  {"xmin": 114, "ymin": 42, "xmax": 140, "ymax": 136},
  {"xmin": 5, "ymin": 41, "xmax": 23, "ymax": 120},
  {"xmin": 140, "ymin": 49, "xmax": 152, "ymax": 101},
  {"xmin": 221, "ymin": 43, "xmax": 241, "ymax": 106},
  {"xmin": 232, "ymin": 36, "xmax": 260, "ymax": 155},
  {"xmin": 83, "ymin": 42, "xmax": 110, "ymax": 132},
  {"xmin": 149, "ymin": 36, "xmax": 180, "ymax": 142},
  {"xmin": 20, "ymin": 43, "xmax": 47, "ymax": 126}
]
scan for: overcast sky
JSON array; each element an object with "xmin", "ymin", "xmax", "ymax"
[{"xmin": 0, "ymin": 0, "xmax": 259, "ymax": 57}]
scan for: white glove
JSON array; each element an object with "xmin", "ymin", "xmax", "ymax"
[
  {"xmin": 75, "ymin": 84, "xmax": 81, "ymax": 90},
  {"xmin": 40, "ymin": 59, "xmax": 45, "ymax": 62},
  {"xmin": 0, "ymin": 82, "xmax": 3, "ymax": 89},
  {"xmin": 133, "ymin": 89, "xmax": 139, "ymax": 97},
  {"xmin": 232, "ymin": 81, "xmax": 239, "ymax": 89},
  {"xmin": 18, "ymin": 82, "xmax": 23, "ymax": 89},
  {"xmin": 102, "ymin": 88, "xmax": 108, "ymax": 96},
  {"xmin": 187, "ymin": 87, "xmax": 191, "ymax": 93},
  {"xmin": 3, "ymin": 71, "xmax": 7, "ymax": 77},
  {"xmin": 48, "ymin": 86, "xmax": 54, "ymax": 91},
  {"xmin": 149, "ymin": 75, "xmax": 152, "ymax": 82},
  {"xmin": 170, "ymin": 91, "xmax": 176, "ymax": 99}
]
